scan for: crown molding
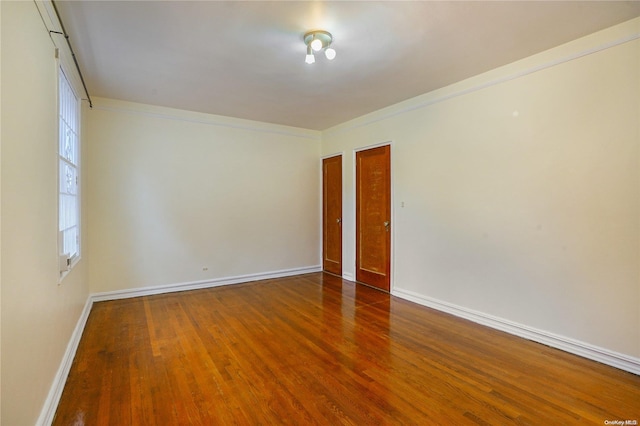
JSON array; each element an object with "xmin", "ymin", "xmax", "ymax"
[
  {"xmin": 91, "ymin": 98, "xmax": 322, "ymax": 141},
  {"xmin": 324, "ymin": 22, "xmax": 640, "ymax": 137}
]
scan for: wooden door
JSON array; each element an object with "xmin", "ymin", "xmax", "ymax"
[
  {"xmin": 356, "ymin": 145, "xmax": 391, "ymax": 291},
  {"xmin": 323, "ymin": 155, "xmax": 342, "ymax": 276}
]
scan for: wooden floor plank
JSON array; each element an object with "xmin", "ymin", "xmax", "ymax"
[{"xmin": 53, "ymin": 273, "xmax": 640, "ymax": 424}]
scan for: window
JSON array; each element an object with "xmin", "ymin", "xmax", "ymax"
[{"xmin": 59, "ymin": 68, "xmax": 80, "ymax": 273}]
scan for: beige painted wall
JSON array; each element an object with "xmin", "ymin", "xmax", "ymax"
[
  {"xmin": 1, "ymin": 2, "xmax": 90, "ymax": 425},
  {"xmin": 322, "ymin": 18, "xmax": 640, "ymax": 358},
  {"xmin": 87, "ymin": 99, "xmax": 321, "ymax": 293}
]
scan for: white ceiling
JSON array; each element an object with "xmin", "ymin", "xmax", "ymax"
[{"xmin": 55, "ymin": 1, "xmax": 640, "ymax": 131}]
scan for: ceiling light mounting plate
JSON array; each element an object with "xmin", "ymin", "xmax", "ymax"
[{"xmin": 304, "ymin": 30, "xmax": 333, "ymax": 49}]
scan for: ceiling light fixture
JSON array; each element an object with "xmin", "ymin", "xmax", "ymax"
[
  {"xmin": 303, "ymin": 30, "xmax": 336, "ymax": 64},
  {"xmin": 305, "ymin": 46, "xmax": 315, "ymax": 64}
]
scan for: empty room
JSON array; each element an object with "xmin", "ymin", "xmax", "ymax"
[{"xmin": 2, "ymin": 1, "xmax": 640, "ymax": 424}]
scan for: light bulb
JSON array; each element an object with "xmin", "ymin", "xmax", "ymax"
[
  {"xmin": 305, "ymin": 53, "xmax": 315, "ymax": 64},
  {"xmin": 324, "ymin": 48, "xmax": 336, "ymax": 60},
  {"xmin": 310, "ymin": 38, "xmax": 323, "ymax": 52}
]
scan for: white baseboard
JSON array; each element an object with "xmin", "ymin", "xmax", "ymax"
[
  {"xmin": 342, "ymin": 272, "xmax": 355, "ymax": 282},
  {"xmin": 38, "ymin": 265, "xmax": 321, "ymax": 424},
  {"xmin": 91, "ymin": 265, "xmax": 322, "ymax": 302},
  {"xmin": 393, "ymin": 288, "xmax": 640, "ymax": 376},
  {"xmin": 39, "ymin": 268, "xmax": 637, "ymax": 425},
  {"xmin": 36, "ymin": 295, "xmax": 94, "ymax": 426}
]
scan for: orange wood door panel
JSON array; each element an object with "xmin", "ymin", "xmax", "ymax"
[
  {"xmin": 356, "ymin": 145, "xmax": 391, "ymax": 291},
  {"xmin": 323, "ymin": 155, "xmax": 342, "ymax": 276}
]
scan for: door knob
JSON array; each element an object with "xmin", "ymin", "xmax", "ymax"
[
  {"xmin": 336, "ymin": 218, "xmax": 342, "ymax": 224},
  {"xmin": 384, "ymin": 221, "xmax": 390, "ymax": 231}
]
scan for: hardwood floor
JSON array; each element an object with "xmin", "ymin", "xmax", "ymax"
[{"xmin": 54, "ymin": 273, "xmax": 640, "ymax": 425}]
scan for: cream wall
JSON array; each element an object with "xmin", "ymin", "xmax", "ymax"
[
  {"xmin": 322, "ymin": 18, "xmax": 640, "ymax": 359},
  {"xmin": 1, "ymin": 2, "xmax": 90, "ymax": 425},
  {"xmin": 87, "ymin": 99, "xmax": 321, "ymax": 293}
]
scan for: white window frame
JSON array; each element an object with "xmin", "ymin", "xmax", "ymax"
[{"xmin": 58, "ymin": 65, "xmax": 81, "ymax": 279}]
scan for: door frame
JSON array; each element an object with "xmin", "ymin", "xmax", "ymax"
[
  {"xmin": 321, "ymin": 152, "xmax": 344, "ymax": 277},
  {"xmin": 353, "ymin": 141, "xmax": 394, "ymax": 292}
]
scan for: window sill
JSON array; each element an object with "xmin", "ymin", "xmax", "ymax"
[{"xmin": 59, "ymin": 255, "xmax": 81, "ymax": 284}]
